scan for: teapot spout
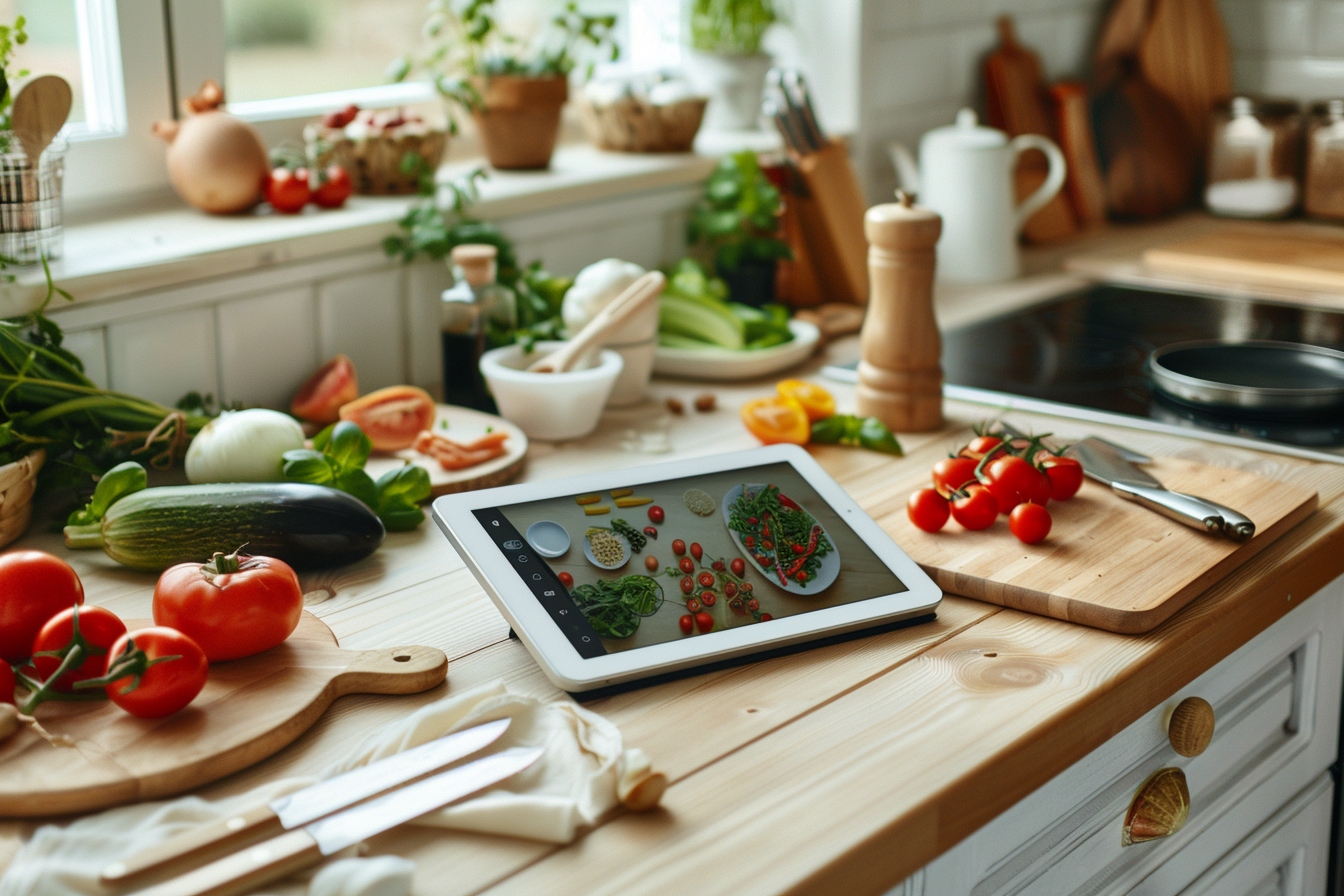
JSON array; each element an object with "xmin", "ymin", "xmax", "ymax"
[
  {"xmin": 151, "ymin": 119, "xmax": 179, "ymax": 143},
  {"xmin": 888, "ymin": 142, "xmax": 921, "ymax": 197}
]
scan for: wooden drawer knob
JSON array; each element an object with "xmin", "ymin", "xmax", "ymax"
[
  {"xmin": 1168, "ymin": 697, "xmax": 1215, "ymax": 757},
  {"xmin": 1123, "ymin": 767, "xmax": 1190, "ymax": 846}
]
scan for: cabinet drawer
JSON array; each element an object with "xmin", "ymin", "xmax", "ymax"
[{"xmin": 901, "ymin": 573, "xmax": 1344, "ymax": 896}]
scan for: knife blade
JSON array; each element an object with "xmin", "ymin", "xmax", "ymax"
[
  {"xmin": 1067, "ymin": 438, "xmax": 1255, "ymax": 540},
  {"xmin": 103, "ymin": 718, "xmax": 511, "ymax": 885},
  {"xmin": 136, "ymin": 746, "xmax": 543, "ymax": 896}
]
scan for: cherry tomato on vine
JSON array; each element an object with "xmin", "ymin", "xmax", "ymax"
[
  {"xmin": 265, "ymin": 167, "xmax": 310, "ymax": 214},
  {"xmin": 680, "ymin": 576, "xmax": 694, "ymax": 594},
  {"xmin": 697, "ymin": 571, "xmax": 715, "ymax": 588},
  {"xmin": 690, "ymin": 542, "xmax": 703, "ymax": 561},
  {"xmin": 30, "ymin": 605, "xmax": 127, "ymax": 692},
  {"xmin": 311, "ymin": 165, "xmax": 352, "ymax": 209},
  {"xmin": 700, "ymin": 591, "xmax": 717, "ymax": 607},
  {"xmin": 686, "ymin": 598, "xmax": 702, "ymax": 613},
  {"xmin": 0, "ymin": 551, "xmax": 84, "ymax": 663},
  {"xmin": 932, "ymin": 456, "xmax": 979, "ymax": 497},
  {"xmin": 101, "ymin": 627, "xmax": 208, "ymax": 719},
  {"xmin": 960, "ymin": 435, "xmax": 1003, "ymax": 460},
  {"xmin": 153, "ymin": 552, "xmax": 303, "ymax": 662},
  {"xmin": 1041, "ymin": 455, "xmax": 1084, "ymax": 501},
  {"xmin": 982, "ymin": 455, "xmax": 1045, "ymax": 514},
  {"xmin": 952, "ymin": 484, "xmax": 999, "ymax": 531},
  {"xmin": 648, "ymin": 505, "xmax": 665, "ymax": 524},
  {"xmin": 672, "ymin": 539, "xmax": 686, "ymax": 556},
  {"xmin": 908, "ymin": 488, "xmax": 951, "ymax": 533},
  {"xmin": 759, "ymin": 613, "xmax": 773, "ymax": 622},
  {"xmin": 679, "ymin": 557, "xmax": 695, "ymax": 574},
  {"xmin": 724, "ymin": 582, "xmax": 738, "ymax": 598},
  {"xmin": 679, "ymin": 615, "xmax": 694, "ymax": 635},
  {"xmin": 730, "ymin": 557, "xmax": 745, "ymax": 577},
  {"xmin": 1009, "ymin": 502, "xmax": 1053, "ymax": 545},
  {"xmin": 694, "ymin": 612, "xmax": 715, "ymax": 633},
  {"xmin": 558, "ymin": 572, "xmax": 574, "ymax": 588}
]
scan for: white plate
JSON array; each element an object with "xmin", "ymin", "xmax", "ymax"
[
  {"xmin": 652, "ymin": 320, "xmax": 821, "ymax": 381},
  {"xmin": 364, "ymin": 404, "xmax": 528, "ymax": 499},
  {"xmin": 720, "ymin": 483, "xmax": 840, "ymax": 595},
  {"xmin": 525, "ymin": 520, "xmax": 571, "ymax": 558},
  {"xmin": 583, "ymin": 530, "xmax": 631, "ymax": 570}
]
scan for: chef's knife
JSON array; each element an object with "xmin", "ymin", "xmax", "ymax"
[
  {"xmin": 103, "ymin": 718, "xmax": 511, "ymax": 885},
  {"xmin": 783, "ymin": 69, "xmax": 825, "ymax": 149},
  {"xmin": 1067, "ymin": 438, "xmax": 1255, "ymax": 540},
  {"xmin": 135, "ymin": 746, "xmax": 543, "ymax": 896}
]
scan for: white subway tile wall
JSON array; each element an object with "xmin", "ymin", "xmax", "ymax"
[{"xmin": 1218, "ymin": 0, "xmax": 1344, "ymax": 98}]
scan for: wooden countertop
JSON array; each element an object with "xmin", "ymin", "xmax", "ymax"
[{"xmin": 4, "ymin": 334, "xmax": 1344, "ymax": 894}]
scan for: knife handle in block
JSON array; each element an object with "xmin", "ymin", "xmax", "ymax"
[
  {"xmin": 1112, "ymin": 482, "xmax": 1224, "ymax": 534},
  {"xmin": 102, "ymin": 803, "xmax": 282, "ymax": 885},
  {"xmin": 134, "ymin": 829, "xmax": 322, "ymax": 896}
]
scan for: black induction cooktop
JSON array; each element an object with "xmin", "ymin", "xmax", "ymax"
[{"xmin": 939, "ymin": 284, "xmax": 1344, "ymax": 450}]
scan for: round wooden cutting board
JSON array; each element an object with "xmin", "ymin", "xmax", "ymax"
[
  {"xmin": 364, "ymin": 404, "xmax": 528, "ymax": 499},
  {"xmin": 0, "ymin": 613, "xmax": 447, "ymax": 817}
]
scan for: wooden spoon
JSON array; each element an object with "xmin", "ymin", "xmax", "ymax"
[
  {"xmin": 12, "ymin": 75, "xmax": 72, "ymax": 163},
  {"xmin": 527, "ymin": 271, "xmax": 666, "ymax": 373}
]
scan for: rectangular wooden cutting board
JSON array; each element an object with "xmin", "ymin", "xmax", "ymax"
[
  {"xmin": 1142, "ymin": 223, "xmax": 1344, "ymax": 293},
  {"xmin": 886, "ymin": 456, "xmax": 1317, "ymax": 633}
]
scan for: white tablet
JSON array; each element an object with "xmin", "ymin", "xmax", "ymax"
[{"xmin": 431, "ymin": 444, "xmax": 942, "ymax": 694}]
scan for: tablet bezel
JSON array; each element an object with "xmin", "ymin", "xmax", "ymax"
[{"xmin": 431, "ymin": 444, "xmax": 942, "ymax": 691}]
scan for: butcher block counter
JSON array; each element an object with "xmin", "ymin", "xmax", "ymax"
[{"xmin": 3, "ymin": 335, "xmax": 1344, "ymax": 895}]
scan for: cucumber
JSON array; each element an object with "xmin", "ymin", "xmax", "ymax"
[{"xmin": 65, "ymin": 483, "xmax": 386, "ymax": 571}]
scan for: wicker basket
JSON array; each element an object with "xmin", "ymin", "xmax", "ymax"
[
  {"xmin": 0, "ymin": 449, "xmax": 44, "ymax": 549},
  {"xmin": 314, "ymin": 130, "xmax": 449, "ymax": 195},
  {"xmin": 579, "ymin": 97, "xmax": 708, "ymax": 153}
]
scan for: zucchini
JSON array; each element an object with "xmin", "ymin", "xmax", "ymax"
[{"xmin": 65, "ymin": 483, "xmax": 386, "ymax": 571}]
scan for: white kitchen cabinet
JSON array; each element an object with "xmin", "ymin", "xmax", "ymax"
[
  {"xmin": 106, "ymin": 307, "xmax": 219, "ymax": 408},
  {"xmin": 317, "ymin": 267, "xmax": 407, "ymax": 393},
  {"xmin": 217, "ymin": 286, "xmax": 319, "ymax": 409},
  {"xmin": 60, "ymin": 327, "xmax": 108, "ymax": 389},
  {"xmin": 892, "ymin": 574, "xmax": 1344, "ymax": 896}
]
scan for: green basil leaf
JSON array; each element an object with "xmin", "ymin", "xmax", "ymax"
[
  {"xmin": 376, "ymin": 463, "xmax": 432, "ymax": 505},
  {"xmin": 857, "ymin": 417, "xmax": 904, "ymax": 456},
  {"xmin": 282, "ymin": 449, "xmax": 335, "ymax": 486},
  {"xmin": 325, "ymin": 421, "xmax": 371, "ymax": 473},
  {"xmin": 67, "ymin": 461, "xmax": 147, "ymax": 525},
  {"xmin": 334, "ymin": 468, "xmax": 379, "ymax": 509},
  {"xmin": 310, "ymin": 423, "xmax": 335, "ymax": 453},
  {"xmin": 379, "ymin": 501, "xmax": 426, "ymax": 532}
]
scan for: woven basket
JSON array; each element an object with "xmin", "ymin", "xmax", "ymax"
[
  {"xmin": 0, "ymin": 448, "xmax": 43, "ymax": 549},
  {"xmin": 579, "ymin": 97, "xmax": 707, "ymax": 153},
  {"xmin": 314, "ymin": 130, "xmax": 449, "ymax": 195}
]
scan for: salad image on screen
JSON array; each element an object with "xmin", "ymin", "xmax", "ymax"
[{"xmin": 488, "ymin": 462, "xmax": 906, "ymax": 655}]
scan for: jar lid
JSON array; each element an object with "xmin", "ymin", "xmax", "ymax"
[
  {"xmin": 451, "ymin": 244, "xmax": 498, "ymax": 287},
  {"xmin": 921, "ymin": 108, "xmax": 1006, "ymax": 151}
]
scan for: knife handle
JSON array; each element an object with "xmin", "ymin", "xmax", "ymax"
[
  {"xmin": 1188, "ymin": 497, "xmax": 1256, "ymax": 541},
  {"xmin": 134, "ymin": 829, "xmax": 322, "ymax": 896},
  {"xmin": 1112, "ymin": 482, "xmax": 1225, "ymax": 535},
  {"xmin": 102, "ymin": 803, "xmax": 282, "ymax": 885}
]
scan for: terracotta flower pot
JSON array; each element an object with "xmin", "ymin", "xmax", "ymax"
[{"xmin": 473, "ymin": 75, "xmax": 568, "ymax": 170}]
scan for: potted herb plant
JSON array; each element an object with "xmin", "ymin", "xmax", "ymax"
[
  {"xmin": 392, "ymin": 0, "xmax": 618, "ymax": 170},
  {"xmin": 685, "ymin": 0, "xmax": 777, "ymax": 131},
  {"xmin": 687, "ymin": 150, "xmax": 791, "ymax": 307}
]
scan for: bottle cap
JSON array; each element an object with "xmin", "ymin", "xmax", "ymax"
[{"xmin": 451, "ymin": 244, "xmax": 498, "ymax": 287}]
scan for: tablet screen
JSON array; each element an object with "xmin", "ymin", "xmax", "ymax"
[{"xmin": 471, "ymin": 460, "xmax": 908, "ymax": 658}]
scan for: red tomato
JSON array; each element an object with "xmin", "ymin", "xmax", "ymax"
[
  {"xmin": 759, "ymin": 613, "xmax": 773, "ymax": 622},
  {"xmin": 747, "ymin": 598, "xmax": 760, "ymax": 611},
  {"xmin": 1010, "ymin": 502, "xmax": 1053, "ymax": 545},
  {"xmin": 679, "ymin": 576, "xmax": 694, "ymax": 594},
  {"xmin": 644, "ymin": 556, "xmax": 659, "ymax": 572},
  {"xmin": 671, "ymin": 539, "xmax": 686, "ymax": 556},
  {"xmin": 339, "ymin": 386, "xmax": 437, "ymax": 452},
  {"xmin": 690, "ymin": 542, "xmax": 703, "ymax": 561},
  {"xmin": 724, "ymin": 582, "xmax": 737, "ymax": 598},
  {"xmin": 678, "ymin": 557, "xmax": 694, "ymax": 574},
  {"xmin": 932, "ymin": 456, "xmax": 979, "ymax": 497},
  {"xmin": 265, "ymin": 167, "xmax": 310, "ymax": 213},
  {"xmin": 907, "ymin": 488, "xmax": 950, "ymax": 533},
  {"xmin": 0, "ymin": 551, "xmax": 84, "ymax": 663},
  {"xmin": 291, "ymin": 355, "xmax": 359, "ymax": 425},
  {"xmin": 960, "ymin": 435, "xmax": 1003, "ymax": 460},
  {"xmin": 311, "ymin": 165, "xmax": 352, "ymax": 209},
  {"xmin": 982, "ymin": 455, "xmax": 1044, "ymax": 514},
  {"xmin": 0, "ymin": 662, "xmax": 13, "ymax": 705},
  {"xmin": 558, "ymin": 571, "xmax": 574, "ymax": 589},
  {"xmin": 30, "ymin": 605, "xmax": 127, "ymax": 692},
  {"xmin": 700, "ymin": 591, "xmax": 717, "ymax": 607},
  {"xmin": 153, "ymin": 553, "xmax": 303, "ymax": 662},
  {"xmin": 697, "ymin": 571, "xmax": 715, "ymax": 588},
  {"xmin": 694, "ymin": 612, "xmax": 714, "ymax": 633},
  {"xmin": 1042, "ymin": 456, "xmax": 1084, "ymax": 501},
  {"xmin": 322, "ymin": 104, "xmax": 360, "ymax": 129},
  {"xmin": 730, "ymin": 557, "xmax": 745, "ymax": 577},
  {"xmin": 101, "ymin": 627, "xmax": 208, "ymax": 718},
  {"xmin": 1026, "ymin": 468, "xmax": 1051, "ymax": 506},
  {"xmin": 648, "ymin": 505, "xmax": 664, "ymax": 524},
  {"xmin": 686, "ymin": 598, "xmax": 701, "ymax": 613},
  {"xmin": 643, "ymin": 526, "xmax": 658, "ymax": 540},
  {"xmin": 678, "ymin": 615, "xmax": 693, "ymax": 635},
  {"xmin": 952, "ymin": 484, "xmax": 999, "ymax": 531},
  {"xmin": 711, "ymin": 560, "xmax": 725, "ymax": 571}
]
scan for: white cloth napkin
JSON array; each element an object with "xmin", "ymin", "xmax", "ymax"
[{"xmin": 0, "ymin": 681, "xmax": 644, "ymax": 896}]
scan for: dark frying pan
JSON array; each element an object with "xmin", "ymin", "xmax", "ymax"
[{"xmin": 1146, "ymin": 340, "xmax": 1344, "ymax": 414}]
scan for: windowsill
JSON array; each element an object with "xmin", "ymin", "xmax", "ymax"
[{"xmin": 0, "ymin": 144, "xmax": 723, "ymax": 317}]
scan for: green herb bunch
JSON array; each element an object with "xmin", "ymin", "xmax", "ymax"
[
  {"xmin": 689, "ymin": 0, "xmax": 777, "ymax": 55},
  {"xmin": 389, "ymin": 0, "xmax": 618, "ymax": 134},
  {"xmin": 0, "ymin": 15, "xmax": 28, "ymax": 133},
  {"xmin": 687, "ymin": 151, "xmax": 791, "ymax": 274}
]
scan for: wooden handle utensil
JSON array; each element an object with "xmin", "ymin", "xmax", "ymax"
[{"xmin": 527, "ymin": 271, "xmax": 665, "ymax": 373}]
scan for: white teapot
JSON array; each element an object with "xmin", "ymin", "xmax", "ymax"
[{"xmin": 890, "ymin": 109, "xmax": 1066, "ymax": 283}]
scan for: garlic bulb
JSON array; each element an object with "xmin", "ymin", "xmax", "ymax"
[{"xmin": 185, "ymin": 409, "xmax": 305, "ymax": 484}]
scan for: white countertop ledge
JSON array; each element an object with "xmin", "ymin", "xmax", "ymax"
[{"xmin": 0, "ymin": 146, "xmax": 718, "ymax": 315}]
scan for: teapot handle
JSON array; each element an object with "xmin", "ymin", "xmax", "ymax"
[{"xmin": 1010, "ymin": 134, "xmax": 1067, "ymax": 232}]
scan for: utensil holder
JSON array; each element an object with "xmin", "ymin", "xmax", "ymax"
[{"xmin": 0, "ymin": 134, "xmax": 65, "ymax": 263}]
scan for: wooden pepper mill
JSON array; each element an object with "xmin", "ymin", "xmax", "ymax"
[{"xmin": 855, "ymin": 192, "xmax": 944, "ymax": 432}]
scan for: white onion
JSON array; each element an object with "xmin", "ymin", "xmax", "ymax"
[{"xmin": 185, "ymin": 409, "xmax": 306, "ymax": 484}]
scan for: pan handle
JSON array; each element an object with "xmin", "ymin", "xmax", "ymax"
[{"xmin": 1111, "ymin": 481, "xmax": 1225, "ymax": 535}]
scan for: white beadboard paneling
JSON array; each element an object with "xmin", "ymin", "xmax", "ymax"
[
  {"xmin": 1316, "ymin": 0, "xmax": 1344, "ymax": 56},
  {"xmin": 107, "ymin": 307, "xmax": 219, "ymax": 408},
  {"xmin": 61, "ymin": 328, "xmax": 108, "ymax": 389},
  {"xmin": 317, "ymin": 267, "xmax": 407, "ymax": 392},
  {"xmin": 406, "ymin": 259, "xmax": 454, "ymax": 395},
  {"xmin": 218, "ymin": 287, "xmax": 319, "ymax": 409}
]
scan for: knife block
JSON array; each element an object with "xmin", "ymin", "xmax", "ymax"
[{"xmin": 788, "ymin": 140, "xmax": 869, "ymax": 304}]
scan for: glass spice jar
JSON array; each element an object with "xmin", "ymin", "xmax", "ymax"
[
  {"xmin": 1305, "ymin": 100, "xmax": 1344, "ymax": 220},
  {"xmin": 1205, "ymin": 97, "xmax": 1303, "ymax": 219}
]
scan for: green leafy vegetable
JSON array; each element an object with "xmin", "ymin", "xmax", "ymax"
[
  {"xmin": 283, "ymin": 421, "xmax": 431, "ymax": 529},
  {"xmin": 65, "ymin": 461, "xmax": 148, "ymax": 527},
  {"xmin": 687, "ymin": 152, "xmax": 791, "ymax": 275},
  {"xmin": 810, "ymin": 416, "xmax": 904, "ymax": 456},
  {"xmin": 570, "ymin": 575, "xmax": 664, "ymax": 639},
  {"xmin": 727, "ymin": 484, "xmax": 832, "ymax": 588},
  {"xmin": 657, "ymin": 259, "xmax": 792, "ymax": 351},
  {"xmin": 689, "ymin": 0, "xmax": 778, "ymax": 54}
]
